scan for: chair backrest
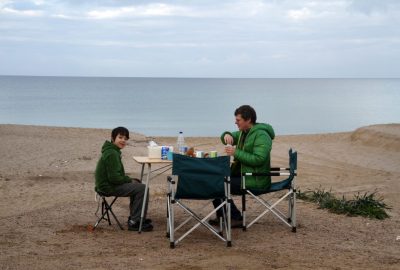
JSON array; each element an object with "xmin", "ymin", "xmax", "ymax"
[
  {"xmin": 172, "ymin": 153, "xmax": 231, "ymax": 199},
  {"xmin": 262, "ymin": 149, "xmax": 297, "ymax": 193},
  {"xmin": 289, "ymin": 148, "xmax": 297, "ymax": 174}
]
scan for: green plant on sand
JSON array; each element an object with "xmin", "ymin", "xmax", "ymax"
[{"xmin": 296, "ymin": 187, "xmax": 390, "ymax": 220}]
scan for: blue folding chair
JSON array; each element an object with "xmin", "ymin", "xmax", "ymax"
[
  {"xmin": 167, "ymin": 154, "xmax": 232, "ymax": 248},
  {"xmin": 241, "ymin": 149, "xmax": 298, "ymax": 232}
]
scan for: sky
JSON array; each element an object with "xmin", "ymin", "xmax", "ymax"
[{"xmin": 1, "ymin": 0, "xmax": 399, "ymax": 78}]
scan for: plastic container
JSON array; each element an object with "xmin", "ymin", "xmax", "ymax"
[{"xmin": 176, "ymin": 131, "xmax": 186, "ymax": 154}]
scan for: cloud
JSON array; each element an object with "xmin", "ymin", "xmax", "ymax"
[
  {"xmin": 0, "ymin": 7, "xmax": 43, "ymax": 16},
  {"xmin": 0, "ymin": 0, "xmax": 399, "ymax": 77},
  {"xmin": 348, "ymin": 0, "xmax": 400, "ymax": 14},
  {"xmin": 287, "ymin": 7, "xmax": 312, "ymax": 20},
  {"xmin": 86, "ymin": 3, "xmax": 192, "ymax": 19}
]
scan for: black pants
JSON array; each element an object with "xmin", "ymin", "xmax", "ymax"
[{"xmin": 212, "ymin": 176, "xmax": 242, "ymax": 220}]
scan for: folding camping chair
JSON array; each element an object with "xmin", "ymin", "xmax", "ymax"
[
  {"xmin": 241, "ymin": 148, "xmax": 297, "ymax": 232},
  {"xmin": 93, "ymin": 192, "xmax": 124, "ymax": 230},
  {"xmin": 167, "ymin": 154, "xmax": 232, "ymax": 248}
]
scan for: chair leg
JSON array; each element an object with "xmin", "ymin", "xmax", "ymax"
[
  {"xmin": 219, "ymin": 208, "xmax": 225, "ymax": 236},
  {"xmin": 104, "ymin": 202, "xmax": 112, "ymax": 225},
  {"xmin": 106, "ymin": 197, "xmax": 124, "ymax": 230},
  {"xmin": 168, "ymin": 196, "xmax": 175, "ymax": 248},
  {"xmin": 94, "ymin": 196, "xmax": 124, "ymax": 230},
  {"xmin": 288, "ymin": 192, "xmax": 293, "ymax": 223},
  {"xmin": 291, "ymin": 190, "xmax": 297, "ymax": 233},
  {"xmin": 94, "ymin": 206, "xmax": 109, "ymax": 230},
  {"xmin": 242, "ymin": 194, "xmax": 247, "ymax": 231}
]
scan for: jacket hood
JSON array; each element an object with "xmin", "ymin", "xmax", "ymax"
[
  {"xmin": 251, "ymin": 123, "xmax": 275, "ymax": 140},
  {"xmin": 101, "ymin": 140, "xmax": 121, "ymax": 154}
]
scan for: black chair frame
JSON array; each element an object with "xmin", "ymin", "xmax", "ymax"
[{"xmin": 93, "ymin": 193, "xmax": 124, "ymax": 230}]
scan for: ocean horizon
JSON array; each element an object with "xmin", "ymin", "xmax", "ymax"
[{"xmin": 1, "ymin": 76, "xmax": 399, "ymax": 137}]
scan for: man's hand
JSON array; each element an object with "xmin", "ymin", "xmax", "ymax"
[
  {"xmin": 225, "ymin": 144, "xmax": 235, "ymax": 156},
  {"xmin": 224, "ymin": 134, "xmax": 234, "ymax": 145}
]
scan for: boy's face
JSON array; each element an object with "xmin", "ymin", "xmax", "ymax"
[{"xmin": 113, "ymin": 134, "xmax": 128, "ymax": 149}]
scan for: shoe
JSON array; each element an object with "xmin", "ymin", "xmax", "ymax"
[
  {"xmin": 231, "ymin": 219, "xmax": 243, "ymax": 228},
  {"xmin": 128, "ymin": 219, "xmax": 153, "ymax": 232},
  {"xmin": 208, "ymin": 217, "xmax": 222, "ymax": 226},
  {"xmin": 144, "ymin": 218, "xmax": 152, "ymax": 224},
  {"xmin": 209, "ymin": 217, "xmax": 243, "ymax": 228},
  {"xmin": 128, "ymin": 217, "xmax": 152, "ymax": 224}
]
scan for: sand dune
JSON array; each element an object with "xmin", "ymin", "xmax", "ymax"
[
  {"xmin": 351, "ymin": 124, "xmax": 400, "ymax": 151},
  {"xmin": 0, "ymin": 124, "xmax": 399, "ymax": 269}
]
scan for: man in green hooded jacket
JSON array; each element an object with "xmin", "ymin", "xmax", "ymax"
[
  {"xmin": 211, "ymin": 105, "xmax": 275, "ymax": 227},
  {"xmin": 95, "ymin": 127, "xmax": 153, "ymax": 232}
]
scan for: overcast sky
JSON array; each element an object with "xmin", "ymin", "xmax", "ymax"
[{"xmin": 1, "ymin": 0, "xmax": 399, "ymax": 77}]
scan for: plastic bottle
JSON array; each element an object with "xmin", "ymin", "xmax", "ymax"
[{"xmin": 177, "ymin": 131, "xmax": 186, "ymax": 154}]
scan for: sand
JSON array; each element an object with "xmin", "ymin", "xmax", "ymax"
[{"xmin": 0, "ymin": 124, "xmax": 399, "ymax": 269}]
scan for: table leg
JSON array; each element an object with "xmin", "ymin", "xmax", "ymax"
[
  {"xmin": 140, "ymin": 164, "xmax": 145, "ymax": 182},
  {"xmin": 139, "ymin": 163, "xmax": 151, "ymax": 233}
]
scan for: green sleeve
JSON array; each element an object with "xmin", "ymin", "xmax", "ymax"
[
  {"xmin": 104, "ymin": 152, "xmax": 131, "ymax": 185},
  {"xmin": 220, "ymin": 131, "xmax": 241, "ymax": 145},
  {"xmin": 234, "ymin": 132, "xmax": 271, "ymax": 166}
]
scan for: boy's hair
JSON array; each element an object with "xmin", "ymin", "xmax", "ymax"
[
  {"xmin": 235, "ymin": 105, "xmax": 257, "ymax": 124},
  {"xmin": 111, "ymin": 126, "xmax": 130, "ymax": 141}
]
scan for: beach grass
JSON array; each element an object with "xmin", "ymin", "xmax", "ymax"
[{"xmin": 296, "ymin": 187, "xmax": 391, "ymax": 219}]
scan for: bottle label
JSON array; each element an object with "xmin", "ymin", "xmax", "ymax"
[{"xmin": 179, "ymin": 146, "xmax": 188, "ymax": 154}]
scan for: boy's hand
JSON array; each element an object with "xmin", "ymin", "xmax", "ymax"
[{"xmin": 132, "ymin": 178, "xmax": 142, "ymax": 183}]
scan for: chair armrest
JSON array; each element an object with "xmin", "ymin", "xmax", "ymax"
[
  {"xmin": 167, "ymin": 176, "xmax": 174, "ymax": 183},
  {"xmin": 270, "ymin": 167, "xmax": 290, "ymax": 171},
  {"xmin": 242, "ymin": 172, "xmax": 291, "ymax": 177}
]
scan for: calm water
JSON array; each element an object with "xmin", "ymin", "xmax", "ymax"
[{"xmin": 0, "ymin": 76, "xmax": 399, "ymax": 136}]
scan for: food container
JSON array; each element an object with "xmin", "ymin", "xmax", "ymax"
[
  {"xmin": 148, "ymin": 146, "xmax": 162, "ymax": 159},
  {"xmin": 210, "ymin": 151, "xmax": 218, "ymax": 158},
  {"xmin": 195, "ymin": 151, "xmax": 204, "ymax": 158}
]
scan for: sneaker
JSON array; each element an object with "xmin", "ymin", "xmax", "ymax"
[
  {"xmin": 144, "ymin": 218, "xmax": 152, "ymax": 224},
  {"xmin": 128, "ymin": 219, "xmax": 153, "ymax": 232},
  {"xmin": 128, "ymin": 217, "xmax": 152, "ymax": 224},
  {"xmin": 208, "ymin": 217, "xmax": 243, "ymax": 228},
  {"xmin": 208, "ymin": 217, "xmax": 222, "ymax": 226},
  {"xmin": 231, "ymin": 219, "xmax": 243, "ymax": 228}
]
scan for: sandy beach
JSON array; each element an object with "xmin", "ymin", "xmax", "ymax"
[{"xmin": 0, "ymin": 123, "xmax": 399, "ymax": 269}]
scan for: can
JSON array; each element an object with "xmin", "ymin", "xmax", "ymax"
[
  {"xmin": 195, "ymin": 151, "xmax": 204, "ymax": 158},
  {"xmin": 179, "ymin": 146, "xmax": 188, "ymax": 155},
  {"xmin": 161, "ymin": 146, "xmax": 169, "ymax": 160},
  {"xmin": 210, "ymin": 151, "xmax": 218, "ymax": 158}
]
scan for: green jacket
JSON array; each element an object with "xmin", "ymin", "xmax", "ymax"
[
  {"xmin": 221, "ymin": 123, "xmax": 275, "ymax": 189},
  {"xmin": 95, "ymin": 141, "xmax": 131, "ymax": 194}
]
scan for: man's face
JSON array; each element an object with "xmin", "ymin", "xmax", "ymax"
[
  {"xmin": 113, "ymin": 134, "xmax": 128, "ymax": 149},
  {"xmin": 235, "ymin": 114, "xmax": 252, "ymax": 131}
]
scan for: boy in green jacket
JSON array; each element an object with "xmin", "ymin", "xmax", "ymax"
[
  {"xmin": 95, "ymin": 127, "xmax": 153, "ymax": 231},
  {"xmin": 211, "ymin": 105, "xmax": 275, "ymax": 227}
]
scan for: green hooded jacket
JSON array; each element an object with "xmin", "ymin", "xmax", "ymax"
[
  {"xmin": 95, "ymin": 141, "xmax": 131, "ymax": 194},
  {"xmin": 221, "ymin": 123, "xmax": 275, "ymax": 189}
]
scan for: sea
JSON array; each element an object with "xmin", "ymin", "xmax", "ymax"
[{"xmin": 0, "ymin": 76, "xmax": 399, "ymax": 137}]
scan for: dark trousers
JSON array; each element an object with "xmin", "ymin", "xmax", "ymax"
[
  {"xmin": 212, "ymin": 176, "xmax": 242, "ymax": 220},
  {"xmin": 108, "ymin": 181, "xmax": 149, "ymax": 222}
]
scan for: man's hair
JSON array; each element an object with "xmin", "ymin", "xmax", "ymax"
[
  {"xmin": 235, "ymin": 105, "xmax": 257, "ymax": 124},
  {"xmin": 111, "ymin": 126, "xmax": 130, "ymax": 141}
]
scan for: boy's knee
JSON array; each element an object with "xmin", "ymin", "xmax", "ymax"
[{"xmin": 137, "ymin": 183, "xmax": 146, "ymax": 193}]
